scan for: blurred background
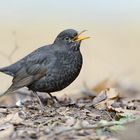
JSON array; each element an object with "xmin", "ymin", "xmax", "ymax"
[{"xmin": 0, "ymin": 0, "xmax": 140, "ymax": 98}]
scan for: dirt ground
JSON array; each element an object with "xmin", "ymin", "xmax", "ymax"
[{"xmin": 0, "ymin": 79, "xmax": 140, "ymax": 140}]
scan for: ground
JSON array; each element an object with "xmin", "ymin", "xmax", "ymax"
[{"xmin": 0, "ymin": 79, "xmax": 140, "ymax": 140}]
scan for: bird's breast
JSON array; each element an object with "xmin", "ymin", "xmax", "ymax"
[{"xmin": 48, "ymin": 52, "xmax": 82, "ymax": 89}]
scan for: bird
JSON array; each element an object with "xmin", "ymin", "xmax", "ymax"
[{"xmin": 0, "ymin": 29, "xmax": 89, "ymax": 111}]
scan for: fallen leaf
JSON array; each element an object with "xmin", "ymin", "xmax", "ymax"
[
  {"xmin": 0, "ymin": 124, "xmax": 14, "ymax": 139},
  {"xmin": 65, "ymin": 116, "xmax": 76, "ymax": 126},
  {"xmin": 108, "ymin": 106, "xmax": 140, "ymax": 118},
  {"xmin": 0, "ymin": 112, "xmax": 23, "ymax": 125},
  {"xmin": 93, "ymin": 88, "xmax": 120, "ymax": 111},
  {"xmin": 92, "ymin": 91, "xmax": 107, "ymax": 106},
  {"xmin": 106, "ymin": 88, "xmax": 119, "ymax": 99}
]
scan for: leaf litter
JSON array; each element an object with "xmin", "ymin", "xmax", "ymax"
[{"xmin": 0, "ymin": 79, "xmax": 140, "ymax": 140}]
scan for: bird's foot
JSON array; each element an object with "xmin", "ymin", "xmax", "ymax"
[
  {"xmin": 52, "ymin": 96, "xmax": 60, "ymax": 103},
  {"xmin": 38, "ymin": 101, "xmax": 45, "ymax": 113},
  {"xmin": 47, "ymin": 93, "xmax": 60, "ymax": 105}
]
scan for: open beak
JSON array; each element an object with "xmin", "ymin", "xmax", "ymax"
[{"xmin": 73, "ymin": 30, "xmax": 90, "ymax": 42}]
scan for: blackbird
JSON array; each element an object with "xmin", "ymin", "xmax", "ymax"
[{"xmin": 0, "ymin": 29, "xmax": 89, "ymax": 110}]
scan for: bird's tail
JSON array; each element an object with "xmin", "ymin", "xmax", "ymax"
[{"xmin": 0, "ymin": 67, "xmax": 14, "ymax": 76}]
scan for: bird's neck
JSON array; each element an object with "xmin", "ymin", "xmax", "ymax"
[{"xmin": 53, "ymin": 42, "xmax": 81, "ymax": 53}]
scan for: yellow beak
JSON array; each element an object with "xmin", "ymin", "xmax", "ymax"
[{"xmin": 73, "ymin": 30, "xmax": 90, "ymax": 42}]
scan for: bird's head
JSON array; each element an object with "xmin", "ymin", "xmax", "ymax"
[{"xmin": 54, "ymin": 29, "xmax": 89, "ymax": 51}]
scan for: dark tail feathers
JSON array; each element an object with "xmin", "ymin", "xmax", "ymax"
[{"xmin": 0, "ymin": 67, "xmax": 14, "ymax": 76}]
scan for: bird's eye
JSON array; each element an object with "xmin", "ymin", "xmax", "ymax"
[{"xmin": 65, "ymin": 37, "xmax": 70, "ymax": 41}]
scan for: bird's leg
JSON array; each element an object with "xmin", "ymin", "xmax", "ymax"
[
  {"xmin": 47, "ymin": 92, "xmax": 59, "ymax": 103},
  {"xmin": 31, "ymin": 92, "xmax": 35, "ymax": 107},
  {"xmin": 32, "ymin": 91, "xmax": 45, "ymax": 112}
]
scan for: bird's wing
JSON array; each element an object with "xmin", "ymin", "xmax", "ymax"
[
  {"xmin": 5, "ymin": 50, "xmax": 50, "ymax": 94},
  {"xmin": 0, "ymin": 45, "xmax": 50, "ymax": 77}
]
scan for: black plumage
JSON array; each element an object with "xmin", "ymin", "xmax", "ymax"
[{"xmin": 0, "ymin": 29, "xmax": 89, "ymax": 110}]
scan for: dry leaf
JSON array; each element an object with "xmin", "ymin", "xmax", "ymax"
[
  {"xmin": 0, "ymin": 124, "xmax": 14, "ymax": 139},
  {"xmin": 94, "ymin": 88, "xmax": 120, "ymax": 110},
  {"xmin": 106, "ymin": 88, "xmax": 119, "ymax": 99},
  {"xmin": 108, "ymin": 106, "xmax": 140, "ymax": 117},
  {"xmin": 0, "ymin": 112, "xmax": 23, "ymax": 125},
  {"xmin": 92, "ymin": 91, "xmax": 107, "ymax": 106},
  {"xmin": 65, "ymin": 116, "xmax": 76, "ymax": 126}
]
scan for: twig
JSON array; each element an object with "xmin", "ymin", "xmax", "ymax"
[
  {"xmin": 8, "ymin": 31, "xmax": 19, "ymax": 63},
  {"xmin": 54, "ymin": 118, "xmax": 140, "ymax": 135},
  {"xmin": 104, "ymin": 110, "xmax": 113, "ymax": 121},
  {"xmin": 0, "ymin": 30, "xmax": 19, "ymax": 63}
]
